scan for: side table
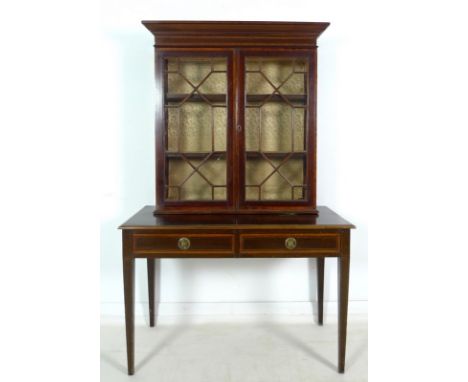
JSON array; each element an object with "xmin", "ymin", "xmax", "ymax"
[{"xmin": 119, "ymin": 206, "xmax": 355, "ymax": 375}]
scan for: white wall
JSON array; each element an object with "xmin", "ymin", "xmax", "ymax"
[{"xmin": 100, "ymin": 0, "xmax": 368, "ymax": 312}]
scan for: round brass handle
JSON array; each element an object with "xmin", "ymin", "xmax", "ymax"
[
  {"xmin": 178, "ymin": 237, "xmax": 191, "ymax": 250},
  {"xmin": 285, "ymin": 237, "xmax": 297, "ymax": 250}
]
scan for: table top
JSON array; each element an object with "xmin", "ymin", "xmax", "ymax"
[{"xmin": 119, "ymin": 206, "xmax": 355, "ymax": 230}]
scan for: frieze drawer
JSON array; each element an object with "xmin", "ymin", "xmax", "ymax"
[
  {"xmin": 240, "ymin": 233, "xmax": 340, "ymax": 256},
  {"xmin": 133, "ymin": 233, "xmax": 235, "ymax": 255}
]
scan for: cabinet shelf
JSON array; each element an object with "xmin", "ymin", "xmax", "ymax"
[
  {"xmin": 166, "ymin": 93, "xmax": 226, "ymax": 104},
  {"xmin": 165, "ymin": 93, "xmax": 306, "ymax": 105},
  {"xmin": 165, "ymin": 151, "xmax": 226, "ymax": 159},
  {"xmin": 246, "ymin": 94, "xmax": 307, "ymax": 104},
  {"xmin": 166, "ymin": 151, "xmax": 305, "ymax": 159},
  {"xmin": 246, "ymin": 151, "xmax": 306, "ymax": 159}
]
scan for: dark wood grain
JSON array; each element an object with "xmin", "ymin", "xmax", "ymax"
[
  {"xmin": 120, "ymin": 205, "xmax": 354, "ymax": 374},
  {"xmin": 142, "ymin": 21, "xmax": 329, "ymax": 47},
  {"xmin": 146, "ymin": 22, "xmax": 327, "ymax": 215},
  {"xmin": 338, "ymin": 230, "xmax": 350, "ymax": 373},
  {"xmin": 122, "ymin": 231, "xmax": 135, "ymax": 375},
  {"xmin": 233, "ymin": 48, "xmax": 241, "ymax": 211},
  {"xmin": 147, "ymin": 258, "xmax": 155, "ymax": 327},
  {"xmin": 134, "ymin": 233, "xmax": 235, "ymax": 255},
  {"xmin": 120, "ymin": 205, "xmax": 354, "ymax": 230},
  {"xmin": 316, "ymin": 257, "xmax": 324, "ymax": 325},
  {"xmin": 240, "ymin": 233, "xmax": 340, "ymax": 254}
]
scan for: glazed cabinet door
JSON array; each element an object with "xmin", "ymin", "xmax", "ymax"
[
  {"xmin": 155, "ymin": 50, "xmax": 235, "ymax": 213},
  {"xmin": 238, "ymin": 50, "xmax": 317, "ymax": 213}
]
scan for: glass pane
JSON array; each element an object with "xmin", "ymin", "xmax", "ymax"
[
  {"xmin": 166, "ymin": 154, "xmax": 227, "ymax": 201},
  {"xmin": 167, "ymin": 104, "xmax": 227, "ymax": 153},
  {"xmin": 164, "ymin": 57, "xmax": 228, "ymax": 201},
  {"xmin": 245, "ymin": 104, "xmax": 305, "ymax": 152},
  {"xmin": 244, "ymin": 56, "xmax": 308, "ymax": 201},
  {"xmin": 246, "ymin": 58, "xmax": 307, "ymax": 94},
  {"xmin": 245, "ymin": 157, "xmax": 305, "ymax": 201},
  {"xmin": 168, "ymin": 58, "xmax": 227, "ymax": 94}
]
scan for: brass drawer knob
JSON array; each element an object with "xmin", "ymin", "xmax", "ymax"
[
  {"xmin": 178, "ymin": 237, "xmax": 191, "ymax": 250},
  {"xmin": 285, "ymin": 237, "xmax": 297, "ymax": 250}
]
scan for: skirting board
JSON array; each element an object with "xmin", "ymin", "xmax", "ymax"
[{"xmin": 101, "ymin": 301, "xmax": 367, "ymax": 323}]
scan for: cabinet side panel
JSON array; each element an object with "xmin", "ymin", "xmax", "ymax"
[
  {"xmin": 155, "ymin": 48, "xmax": 165, "ymax": 210},
  {"xmin": 308, "ymin": 48, "xmax": 317, "ymax": 209}
]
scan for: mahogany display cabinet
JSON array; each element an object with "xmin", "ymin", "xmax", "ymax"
[
  {"xmin": 144, "ymin": 20, "xmax": 330, "ymax": 215},
  {"xmin": 119, "ymin": 21, "xmax": 355, "ymax": 376}
]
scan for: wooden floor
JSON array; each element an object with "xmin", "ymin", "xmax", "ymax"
[{"xmin": 101, "ymin": 314, "xmax": 367, "ymax": 382}]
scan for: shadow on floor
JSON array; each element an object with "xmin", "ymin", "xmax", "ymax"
[{"xmin": 262, "ymin": 322, "xmax": 337, "ymax": 371}]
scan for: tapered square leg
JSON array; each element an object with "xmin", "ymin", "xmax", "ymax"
[
  {"xmin": 122, "ymin": 232, "xmax": 135, "ymax": 375},
  {"xmin": 338, "ymin": 230, "xmax": 350, "ymax": 373},
  {"xmin": 316, "ymin": 257, "xmax": 324, "ymax": 325},
  {"xmin": 147, "ymin": 258, "xmax": 155, "ymax": 327}
]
